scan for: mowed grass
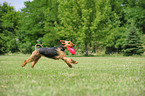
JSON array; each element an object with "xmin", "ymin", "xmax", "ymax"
[{"xmin": 0, "ymin": 54, "xmax": 144, "ymax": 96}]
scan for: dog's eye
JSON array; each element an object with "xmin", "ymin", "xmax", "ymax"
[{"xmin": 68, "ymin": 42, "xmax": 70, "ymax": 44}]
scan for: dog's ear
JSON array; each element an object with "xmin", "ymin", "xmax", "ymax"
[
  {"xmin": 60, "ymin": 40, "xmax": 65, "ymax": 43},
  {"xmin": 60, "ymin": 40, "xmax": 65, "ymax": 45}
]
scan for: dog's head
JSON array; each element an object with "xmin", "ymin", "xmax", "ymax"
[{"xmin": 60, "ymin": 40, "xmax": 75, "ymax": 48}]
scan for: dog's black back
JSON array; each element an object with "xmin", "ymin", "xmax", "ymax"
[{"xmin": 36, "ymin": 44, "xmax": 65, "ymax": 58}]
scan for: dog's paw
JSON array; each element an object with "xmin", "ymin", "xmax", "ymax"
[{"xmin": 74, "ymin": 61, "xmax": 78, "ymax": 64}]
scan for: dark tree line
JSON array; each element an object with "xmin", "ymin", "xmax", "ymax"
[{"xmin": 0, "ymin": 0, "xmax": 145, "ymax": 56}]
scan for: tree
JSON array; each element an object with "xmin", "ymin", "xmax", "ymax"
[
  {"xmin": 123, "ymin": 22, "xmax": 144, "ymax": 56},
  {"xmin": 0, "ymin": 2, "xmax": 20, "ymax": 54},
  {"xmin": 17, "ymin": 0, "xmax": 54, "ymax": 53},
  {"xmin": 105, "ymin": 27, "xmax": 126, "ymax": 54},
  {"xmin": 1, "ymin": 0, "xmax": 144, "ymax": 55},
  {"xmin": 56, "ymin": 0, "xmax": 119, "ymax": 55},
  {"xmin": 18, "ymin": 0, "xmax": 46, "ymax": 43},
  {"xmin": 120, "ymin": 0, "xmax": 145, "ymax": 34},
  {"xmin": 42, "ymin": 0, "xmax": 60, "ymax": 47}
]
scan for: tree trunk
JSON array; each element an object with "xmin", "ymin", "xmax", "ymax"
[{"xmin": 85, "ymin": 42, "xmax": 88, "ymax": 56}]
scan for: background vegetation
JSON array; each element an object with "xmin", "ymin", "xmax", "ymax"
[{"xmin": 0, "ymin": 0, "xmax": 145, "ymax": 56}]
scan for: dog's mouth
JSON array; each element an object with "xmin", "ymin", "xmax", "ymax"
[
  {"xmin": 67, "ymin": 46, "xmax": 76, "ymax": 54},
  {"xmin": 70, "ymin": 44, "xmax": 75, "ymax": 48}
]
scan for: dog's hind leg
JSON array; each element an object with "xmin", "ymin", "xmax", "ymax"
[
  {"xmin": 22, "ymin": 50, "xmax": 40, "ymax": 67},
  {"xmin": 31, "ymin": 56, "xmax": 41, "ymax": 68},
  {"xmin": 22, "ymin": 57, "xmax": 33, "ymax": 67}
]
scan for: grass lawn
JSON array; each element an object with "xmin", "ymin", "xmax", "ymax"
[{"xmin": 0, "ymin": 54, "xmax": 144, "ymax": 96}]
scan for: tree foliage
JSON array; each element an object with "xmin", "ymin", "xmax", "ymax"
[
  {"xmin": 0, "ymin": 0, "xmax": 145, "ymax": 55},
  {"xmin": 0, "ymin": 2, "xmax": 20, "ymax": 53},
  {"xmin": 123, "ymin": 22, "xmax": 144, "ymax": 56}
]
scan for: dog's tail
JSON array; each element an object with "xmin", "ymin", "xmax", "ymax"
[{"xmin": 35, "ymin": 44, "xmax": 43, "ymax": 50}]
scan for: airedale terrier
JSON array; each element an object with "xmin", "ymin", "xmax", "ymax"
[{"xmin": 21, "ymin": 40, "xmax": 78, "ymax": 68}]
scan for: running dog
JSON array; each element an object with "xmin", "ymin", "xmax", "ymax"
[{"xmin": 21, "ymin": 40, "xmax": 78, "ymax": 68}]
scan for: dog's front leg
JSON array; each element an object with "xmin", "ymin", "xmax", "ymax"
[
  {"xmin": 71, "ymin": 59, "xmax": 78, "ymax": 64},
  {"xmin": 61, "ymin": 57, "xmax": 78, "ymax": 68},
  {"xmin": 62, "ymin": 57, "xmax": 73, "ymax": 68}
]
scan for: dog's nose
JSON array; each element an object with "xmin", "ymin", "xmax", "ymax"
[{"xmin": 73, "ymin": 44, "xmax": 75, "ymax": 47}]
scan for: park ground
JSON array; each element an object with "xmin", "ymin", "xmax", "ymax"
[{"xmin": 0, "ymin": 54, "xmax": 144, "ymax": 96}]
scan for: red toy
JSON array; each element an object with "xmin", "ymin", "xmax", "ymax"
[{"xmin": 67, "ymin": 46, "xmax": 76, "ymax": 54}]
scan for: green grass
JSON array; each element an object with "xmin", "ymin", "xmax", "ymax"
[{"xmin": 0, "ymin": 54, "xmax": 144, "ymax": 96}]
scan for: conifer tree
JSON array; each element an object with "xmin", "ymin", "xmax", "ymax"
[{"xmin": 123, "ymin": 22, "xmax": 144, "ymax": 56}]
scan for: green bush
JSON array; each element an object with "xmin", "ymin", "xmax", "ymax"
[
  {"xmin": 6, "ymin": 38, "xmax": 18, "ymax": 53},
  {"xmin": 18, "ymin": 42, "xmax": 32, "ymax": 54}
]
